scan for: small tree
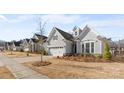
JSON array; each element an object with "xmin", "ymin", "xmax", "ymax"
[
  {"xmin": 37, "ymin": 18, "xmax": 48, "ymax": 62},
  {"xmin": 103, "ymin": 42, "xmax": 111, "ymax": 60}
]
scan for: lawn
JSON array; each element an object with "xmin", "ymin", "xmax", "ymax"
[
  {"xmin": 23, "ymin": 58, "xmax": 124, "ymax": 79},
  {"xmin": 3, "ymin": 51, "xmax": 40, "ymax": 58},
  {"xmin": 0, "ymin": 67, "xmax": 15, "ymax": 79}
]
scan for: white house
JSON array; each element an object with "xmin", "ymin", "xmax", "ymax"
[
  {"xmin": 29, "ymin": 33, "xmax": 48, "ymax": 53},
  {"xmin": 74, "ymin": 25, "xmax": 105, "ymax": 55},
  {"xmin": 29, "ymin": 38, "xmax": 39, "ymax": 52},
  {"xmin": 47, "ymin": 25, "xmax": 106, "ymax": 56},
  {"xmin": 21, "ymin": 39, "xmax": 30, "ymax": 52},
  {"xmin": 11, "ymin": 41, "xmax": 22, "ymax": 51},
  {"xmin": 47, "ymin": 27, "xmax": 74, "ymax": 56}
]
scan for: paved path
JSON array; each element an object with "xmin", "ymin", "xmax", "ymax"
[{"xmin": 0, "ymin": 53, "xmax": 49, "ymax": 79}]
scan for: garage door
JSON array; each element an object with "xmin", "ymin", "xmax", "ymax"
[{"xmin": 50, "ymin": 47, "xmax": 64, "ymax": 56}]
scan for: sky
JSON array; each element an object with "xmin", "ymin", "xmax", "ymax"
[{"xmin": 0, "ymin": 14, "xmax": 124, "ymax": 41}]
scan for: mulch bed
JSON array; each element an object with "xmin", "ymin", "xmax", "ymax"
[
  {"xmin": 32, "ymin": 61, "xmax": 52, "ymax": 67},
  {"xmin": 57, "ymin": 56, "xmax": 112, "ymax": 63}
]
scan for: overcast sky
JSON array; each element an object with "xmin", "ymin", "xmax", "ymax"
[{"xmin": 0, "ymin": 14, "xmax": 124, "ymax": 41}]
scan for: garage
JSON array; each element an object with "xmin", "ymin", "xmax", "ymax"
[{"xmin": 49, "ymin": 47, "xmax": 64, "ymax": 56}]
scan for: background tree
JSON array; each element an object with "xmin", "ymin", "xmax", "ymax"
[
  {"xmin": 103, "ymin": 42, "xmax": 111, "ymax": 60},
  {"xmin": 10, "ymin": 41, "xmax": 13, "ymax": 55}
]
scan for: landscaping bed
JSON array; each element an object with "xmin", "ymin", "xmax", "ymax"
[
  {"xmin": 57, "ymin": 55, "xmax": 111, "ymax": 63},
  {"xmin": 23, "ymin": 58, "xmax": 124, "ymax": 79},
  {"xmin": 32, "ymin": 61, "xmax": 52, "ymax": 67}
]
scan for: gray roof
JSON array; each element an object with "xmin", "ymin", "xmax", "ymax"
[
  {"xmin": 55, "ymin": 27, "xmax": 73, "ymax": 41},
  {"xmin": 25, "ymin": 38, "xmax": 30, "ymax": 43},
  {"xmin": 13, "ymin": 41, "xmax": 21, "ymax": 46},
  {"xmin": 35, "ymin": 33, "xmax": 47, "ymax": 40},
  {"xmin": 30, "ymin": 38, "xmax": 39, "ymax": 43}
]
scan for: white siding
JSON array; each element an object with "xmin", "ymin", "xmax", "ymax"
[
  {"xmin": 48, "ymin": 30, "xmax": 73, "ymax": 56},
  {"xmin": 49, "ymin": 31, "xmax": 66, "ymax": 47},
  {"xmin": 65, "ymin": 41, "xmax": 73, "ymax": 54},
  {"xmin": 80, "ymin": 30, "xmax": 103, "ymax": 54}
]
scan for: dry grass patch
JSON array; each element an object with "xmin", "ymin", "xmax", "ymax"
[
  {"xmin": 0, "ymin": 67, "xmax": 15, "ymax": 79},
  {"xmin": 3, "ymin": 51, "xmax": 40, "ymax": 58},
  {"xmin": 23, "ymin": 58, "xmax": 124, "ymax": 79},
  {"xmin": 32, "ymin": 61, "xmax": 52, "ymax": 67}
]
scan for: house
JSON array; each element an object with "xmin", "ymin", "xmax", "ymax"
[
  {"xmin": 47, "ymin": 27, "xmax": 74, "ymax": 56},
  {"xmin": 5, "ymin": 42, "xmax": 11, "ymax": 50},
  {"xmin": 11, "ymin": 41, "xmax": 22, "ymax": 51},
  {"xmin": 47, "ymin": 25, "xmax": 106, "ymax": 56},
  {"xmin": 117, "ymin": 40, "xmax": 124, "ymax": 55},
  {"xmin": 31, "ymin": 33, "xmax": 48, "ymax": 53},
  {"xmin": 0, "ymin": 40, "xmax": 5, "ymax": 51},
  {"xmin": 29, "ymin": 38, "xmax": 39, "ymax": 52},
  {"xmin": 74, "ymin": 25, "xmax": 105, "ymax": 55},
  {"xmin": 21, "ymin": 39, "xmax": 30, "ymax": 52}
]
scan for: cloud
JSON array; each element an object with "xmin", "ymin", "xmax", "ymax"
[
  {"xmin": 0, "ymin": 14, "xmax": 35, "ymax": 23},
  {"xmin": 8, "ymin": 15, "xmax": 35, "ymax": 23},
  {"xmin": 81, "ymin": 15, "xmax": 124, "ymax": 28},
  {"xmin": 0, "ymin": 15, "xmax": 8, "ymax": 21},
  {"xmin": 40, "ymin": 14, "xmax": 81, "ymax": 24}
]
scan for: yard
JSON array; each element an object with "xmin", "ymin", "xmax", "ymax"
[
  {"xmin": 0, "ymin": 67, "xmax": 15, "ymax": 79},
  {"xmin": 24, "ymin": 57, "xmax": 124, "ymax": 79},
  {"xmin": 3, "ymin": 51, "xmax": 40, "ymax": 58}
]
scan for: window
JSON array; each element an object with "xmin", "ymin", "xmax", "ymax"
[
  {"xmin": 86, "ymin": 43, "xmax": 90, "ymax": 53},
  {"xmin": 91, "ymin": 42, "xmax": 94, "ymax": 53},
  {"xmin": 82, "ymin": 44, "xmax": 84, "ymax": 53},
  {"xmin": 53, "ymin": 35, "xmax": 58, "ymax": 40},
  {"xmin": 75, "ymin": 32, "xmax": 77, "ymax": 35}
]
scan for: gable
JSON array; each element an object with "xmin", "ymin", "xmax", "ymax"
[
  {"xmin": 49, "ymin": 29, "xmax": 66, "ymax": 47},
  {"xmin": 33, "ymin": 35, "xmax": 39, "ymax": 39},
  {"xmin": 29, "ymin": 39, "xmax": 34, "ymax": 44},
  {"xmin": 77, "ymin": 25, "xmax": 103, "ymax": 42},
  {"xmin": 81, "ymin": 29, "xmax": 100, "ymax": 42}
]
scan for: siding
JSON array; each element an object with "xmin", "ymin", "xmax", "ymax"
[
  {"xmin": 48, "ymin": 31, "xmax": 66, "ymax": 47},
  {"xmin": 80, "ymin": 30, "xmax": 103, "ymax": 54}
]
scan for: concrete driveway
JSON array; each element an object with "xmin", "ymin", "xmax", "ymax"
[
  {"xmin": 0, "ymin": 60, "xmax": 4, "ymax": 67},
  {"xmin": 0, "ymin": 53, "xmax": 49, "ymax": 79}
]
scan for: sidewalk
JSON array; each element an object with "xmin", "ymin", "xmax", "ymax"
[{"xmin": 0, "ymin": 53, "xmax": 49, "ymax": 79}]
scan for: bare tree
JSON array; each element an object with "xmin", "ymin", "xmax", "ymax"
[{"xmin": 38, "ymin": 18, "xmax": 47, "ymax": 62}]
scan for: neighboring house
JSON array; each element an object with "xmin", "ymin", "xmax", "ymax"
[
  {"xmin": 47, "ymin": 26, "xmax": 106, "ymax": 56},
  {"xmin": 5, "ymin": 42, "xmax": 11, "ymax": 50},
  {"xmin": 118, "ymin": 40, "xmax": 124, "ymax": 54},
  {"xmin": 32, "ymin": 33, "xmax": 48, "ymax": 53},
  {"xmin": 108, "ymin": 40, "xmax": 118, "ymax": 56},
  {"xmin": 11, "ymin": 41, "xmax": 22, "ymax": 51},
  {"xmin": 29, "ymin": 38, "xmax": 39, "ymax": 52},
  {"xmin": 21, "ymin": 39, "xmax": 30, "ymax": 52},
  {"xmin": 0, "ymin": 40, "xmax": 5, "ymax": 50}
]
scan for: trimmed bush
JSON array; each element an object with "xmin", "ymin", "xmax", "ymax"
[{"xmin": 103, "ymin": 42, "xmax": 111, "ymax": 60}]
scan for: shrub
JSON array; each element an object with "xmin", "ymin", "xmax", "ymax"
[
  {"xmin": 80, "ymin": 53, "xmax": 84, "ymax": 57},
  {"xmin": 103, "ymin": 42, "xmax": 111, "ymax": 60},
  {"xmin": 95, "ymin": 54, "xmax": 103, "ymax": 59}
]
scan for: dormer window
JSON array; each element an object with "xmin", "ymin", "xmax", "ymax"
[{"xmin": 53, "ymin": 35, "xmax": 58, "ymax": 40}]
